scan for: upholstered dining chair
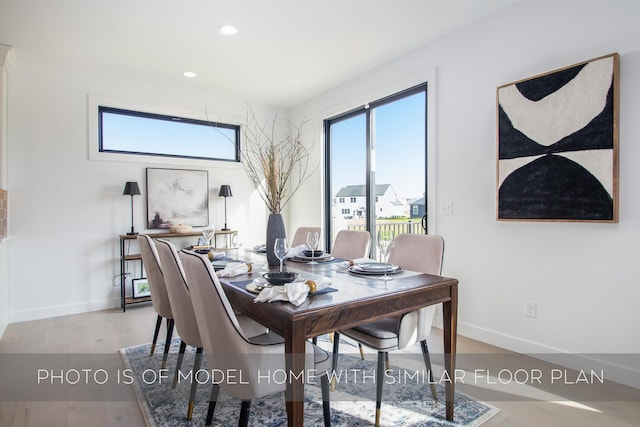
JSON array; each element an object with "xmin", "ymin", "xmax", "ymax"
[
  {"xmin": 309, "ymin": 229, "xmax": 372, "ymax": 345},
  {"xmin": 330, "ymin": 229, "xmax": 371, "ymax": 260},
  {"xmin": 290, "ymin": 226, "xmax": 321, "ymax": 247},
  {"xmin": 180, "ymin": 249, "xmax": 332, "ymax": 427},
  {"xmin": 137, "ymin": 235, "xmax": 174, "ymax": 370},
  {"xmin": 154, "ymin": 238, "xmax": 204, "ymax": 420},
  {"xmin": 156, "ymin": 238, "xmax": 272, "ymax": 419},
  {"xmin": 332, "ymin": 233, "xmax": 444, "ymax": 426}
]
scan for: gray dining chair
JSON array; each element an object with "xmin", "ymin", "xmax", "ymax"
[
  {"xmin": 137, "ymin": 235, "xmax": 174, "ymax": 370},
  {"xmin": 290, "ymin": 226, "xmax": 321, "ymax": 247},
  {"xmin": 330, "ymin": 229, "xmax": 371, "ymax": 260},
  {"xmin": 180, "ymin": 249, "xmax": 332, "ymax": 427},
  {"xmin": 332, "ymin": 233, "xmax": 444, "ymax": 426}
]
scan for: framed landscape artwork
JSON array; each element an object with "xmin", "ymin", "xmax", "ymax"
[
  {"xmin": 132, "ymin": 278, "xmax": 150, "ymax": 298},
  {"xmin": 496, "ymin": 53, "xmax": 619, "ymax": 222},
  {"xmin": 146, "ymin": 168, "xmax": 209, "ymax": 229}
]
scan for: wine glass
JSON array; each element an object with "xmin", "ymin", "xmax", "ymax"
[
  {"xmin": 274, "ymin": 238, "xmax": 288, "ymax": 273},
  {"xmin": 203, "ymin": 224, "xmax": 215, "ymax": 247},
  {"xmin": 306, "ymin": 231, "xmax": 319, "ymax": 265},
  {"xmin": 377, "ymin": 230, "xmax": 394, "ymax": 281}
]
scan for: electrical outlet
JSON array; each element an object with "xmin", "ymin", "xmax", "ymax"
[{"xmin": 525, "ymin": 300, "xmax": 537, "ymax": 318}]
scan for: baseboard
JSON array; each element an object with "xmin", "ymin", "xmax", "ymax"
[
  {"xmin": 9, "ymin": 298, "xmax": 120, "ymax": 323},
  {"xmin": 458, "ymin": 321, "xmax": 640, "ymax": 391}
]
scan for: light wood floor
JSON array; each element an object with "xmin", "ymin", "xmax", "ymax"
[{"xmin": 1, "ymin": 304, "xmax": 638, "ymax": 426}]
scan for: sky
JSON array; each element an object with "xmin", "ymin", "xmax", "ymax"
[{"xmin": 329, "ymin": 91, "xmax": 426, "ymax": 200}]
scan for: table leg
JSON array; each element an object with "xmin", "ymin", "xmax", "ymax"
[
  {"xmin": 442, "ymin": 283, "xmax": 458, "ymax": 421},
  {"xmin": 285, "ymin": 320, "xmax": 306, "ymax": 427}
]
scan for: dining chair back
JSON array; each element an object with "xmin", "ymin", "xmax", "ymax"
[
  {"xmin": 180, "ymin": 249, "xmax": 332, "ymax": 426},
  {"xmin": 332, "ymin": 233, "xmax": 444, "ymax": 426},
  {"xmin": 330, "ymin": 229, "xmax": 371, "ymax": 260},
  {"xmin": 290, "ymin": 226, "xmax": 321, "ymax": 247},
  {"xmin": 137, "ymin": 235, "xmax": 175, "ymax": 367},
  {"xmin": 155, "ymin": 238, "xmax": 203, "ymax": 419}
]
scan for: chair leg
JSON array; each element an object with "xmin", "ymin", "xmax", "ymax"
[
  {"xmin": 205, "ymin": 383, "xmax": 220, "ymax": 427},
  {"xmin": 375, "ymin": 351, "xmax": 386, "ymax": 427},
  {"xmin": 161, "ymin": 318, "xmax": 175, "ymax": 370},
  {"xmin": 331, "ymin": 332, "xmax": 341, "ymax": 391},
  {"xmin": 321, "ymin": 374, "xmax": 331, "ymax": 427},
  {"xmin": 358, "ymin": 343, "xmax": 366, "ymax": 360},
  {"xmin": 173, "ymin": 340, "xmax": 187, "ymax": 388},
  {"xmin": 385, "ymin": 352, "xmax": 390, "ymax": 371},
  {"xmin": 238, "ymin": 400, "xmax": 252, "ymax": 427},
  {"xmin": 150, "ymin": 315, "xmax": 162, "ymax": 355},
  {"xmin": 187, "ymin": 347, "xmax": 203, "ymax": 420},
  {"xmin": 420, "ymin": 340, "xmax": 438, "ymax": 401}
]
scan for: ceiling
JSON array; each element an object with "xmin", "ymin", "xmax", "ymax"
[{"xmin": 0, "ymin": 0, "xmax": 519, "ymax": 108}]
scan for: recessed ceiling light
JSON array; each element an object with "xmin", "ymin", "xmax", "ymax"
[
  {"xmin": 219, "ymin": 25, "xmax": 237, "ymax": 36},
  {"xmin": 183, "ymin": 71, "xmax": 197, "ymax": 78}
]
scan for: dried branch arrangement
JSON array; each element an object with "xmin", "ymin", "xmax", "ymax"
[{"xmin": 241, "ymin": 107, "xmax": 316, "ymax": 213}]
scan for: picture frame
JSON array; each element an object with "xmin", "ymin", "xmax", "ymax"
[
  {"xmin": 496, "ymin": 53, "xmax": 619, "ymax": 222},
  {"xmin": 146, "ymin": 168, "xmax": 209, "ymax": 229},
  {"xmin": 132, "ymin": 278, "xmax": 150, "ymax": 298}
]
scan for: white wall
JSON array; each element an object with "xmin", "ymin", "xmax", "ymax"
[
  {"xmin": 5, "ymin": 53, "xmax": 282, "ymax": 322},
  {"xmin": 289, "ymin": 0, "xmax": 640, "ymax": 387},
  {"xmin": 0, "ymin": 45, "xmax": 15, "ymax": 337}
]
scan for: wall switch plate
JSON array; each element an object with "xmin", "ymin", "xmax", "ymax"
[
  {"xmin": 440, "ymin": 201, "xmax": 454, "ymax": 215},
  {"xmin": 525, "ymin": 300, "xmax": 537, "ymax": 318}
]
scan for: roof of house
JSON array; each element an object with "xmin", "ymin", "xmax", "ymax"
[{"xmin": 336, "ymin": 184, "xmax": 391, "ymax": 197}]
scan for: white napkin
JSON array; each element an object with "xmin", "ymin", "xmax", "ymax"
[
  {"xmin": 336, "ymin": 257, "xmax": 375, "ymax": 268},
  {"xmin": 254, "ymin": 282, "xmax": 310, "ymax": 306},
  {"xmin": 211, "ymin": 251, "xmax": 226, "ymax": 260},
  {"xmin": 285, "ymin": 244, "xmax": 308, "ymax": 258},
  {"xmin": 216, "ymin": 262, "xmax": 250, "ymax": 278}
]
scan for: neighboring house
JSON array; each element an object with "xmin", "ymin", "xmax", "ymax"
[
  {"xmin": 409, "ymin": 197, "xmax": 426, "ymax": 219},
  {"xmin": 334, "ymin": 184, "xmax": 407, "ymax": 218}
]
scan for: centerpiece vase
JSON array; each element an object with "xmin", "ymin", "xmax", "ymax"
[{"xmin": 266, "ymin": 213, "xmax": 286, "ymax": 266}]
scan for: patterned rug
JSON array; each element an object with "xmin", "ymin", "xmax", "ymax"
[{"xmin": 120, "ymin": 338, "xmax": 498, "ymax": 426}]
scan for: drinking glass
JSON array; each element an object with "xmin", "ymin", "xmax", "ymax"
[
  {"xmin": 377, "ymin": 230, "xmax": 394, "ymax": 281},
  {"xmin": 274, "ymin": 238, "xmax": 288, "ymax": 273},
  {"xmin": 203, "ymin": 225, "xmax": 215, "ymax": 247},
  {"xmin": 306, "ymin": 231, "xmax": 319, "ymax": 265}
]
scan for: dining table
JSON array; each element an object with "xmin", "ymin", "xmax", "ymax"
[{"xmin": 219, "ymin": 252, "xmax": 459, "ymax": 427}]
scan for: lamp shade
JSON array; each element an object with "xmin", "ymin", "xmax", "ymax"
[
  {"xmin": 123, "ymin": 181, "xmax": 141, "ymax": 196},
  {"xmin": 218, "ymin": 185, "xmax": 232, "ymax": 197}
]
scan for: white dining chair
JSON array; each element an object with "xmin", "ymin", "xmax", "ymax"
[
  {"xmin": 137, "ymin": 235, "xmax": 174, "ymax": 370},
  {"xmin": 332, "ymin": 233, "xmax": 444, "ymax": 426},
  {"xmin": 156, "ymin": 238, "xmax": 273, "ymax": 419},
  {"xmin": 180, "ymin": 249, "xmax": 332, "ymax": 427},
  {"xmin": 330, "ymin": 229, "xmax": 371, "ymax": 259},
  {"xmin": 290, "ymin": 226, "xmax": 321, "ymax": 247},
  {"xmin": 155, "ymin": 238, "xmax": 204, "ymax": 420}
]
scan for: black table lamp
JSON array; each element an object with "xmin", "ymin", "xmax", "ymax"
[
  {"xmin": 218, "ymin": 185, "xmax": 232, "ymax": 231},
  {"xmin": 123, "ymin": 181, "xmax": 141, "ymax": 235}
]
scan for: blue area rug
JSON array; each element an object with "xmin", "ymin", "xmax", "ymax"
[{"xmin": 120, "ymin": 337, "xmax": 498, "ymax": 426}]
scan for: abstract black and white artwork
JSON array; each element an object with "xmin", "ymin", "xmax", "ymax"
[
  {"xmin": 497, "ymin": 53, "xmax": 619, "ymax": 222},
  {"xmin": 146, "ymin": 168, "xmax": 209, "ymax": 229}
]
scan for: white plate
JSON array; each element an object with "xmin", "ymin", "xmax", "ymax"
[{"xmin": 348, "ymin": 263, "xmax": 403, "ymax": 276}]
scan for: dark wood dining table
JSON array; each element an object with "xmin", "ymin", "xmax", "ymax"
[{"xmin": 220, "ymin": 255, "xmax": 458, "ymax": 427}]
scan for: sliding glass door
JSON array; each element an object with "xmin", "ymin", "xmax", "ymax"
[{"xmin": 324, "ymin": 84, "xmax": 428, "ymax": 258}]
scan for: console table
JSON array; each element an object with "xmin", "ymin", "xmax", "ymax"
[{"xmin": 119, "ymin": 230, "xmax": 237, "ymax": 311}]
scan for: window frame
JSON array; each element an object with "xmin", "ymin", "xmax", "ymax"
[{"xmin": 97, "ymin": 105, "xmax": 240, "ymax": 162}]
